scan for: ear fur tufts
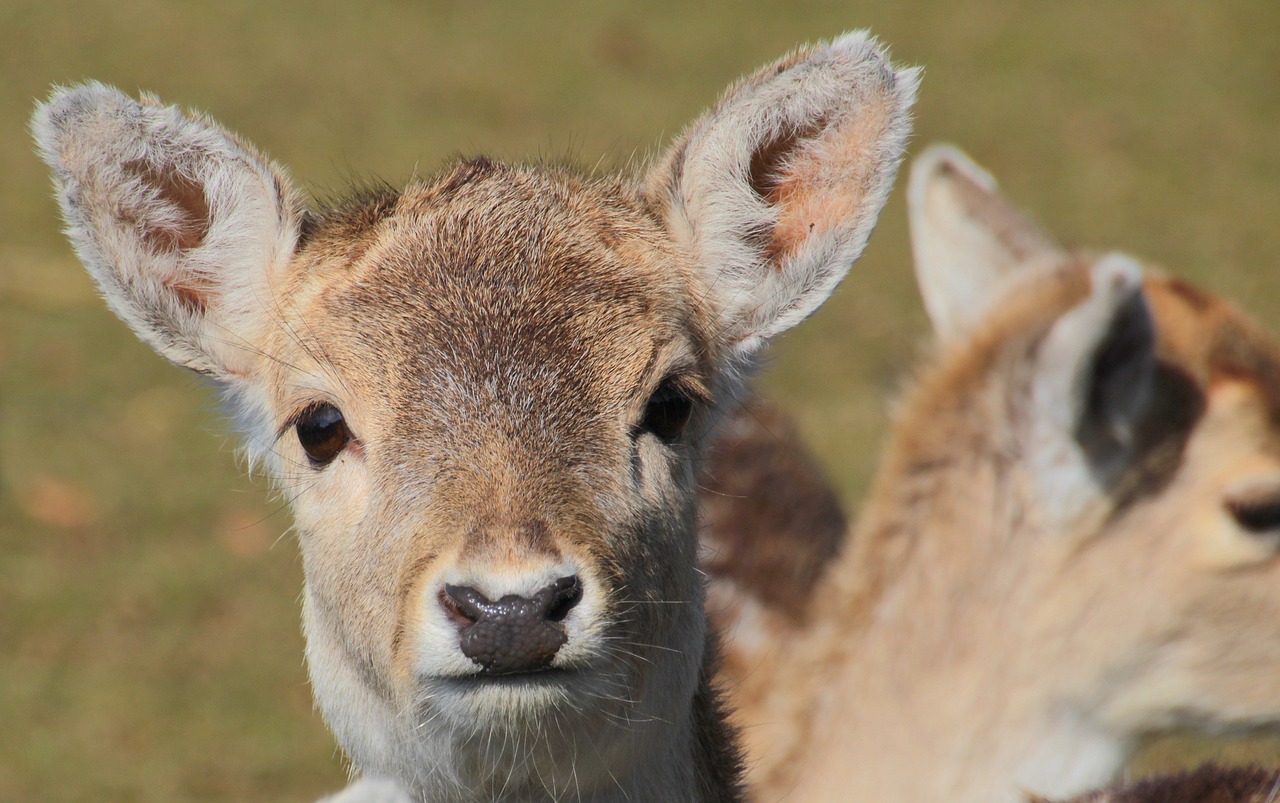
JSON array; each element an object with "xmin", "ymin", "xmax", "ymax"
[
  {"xmin": 648, "ymin": 31, "xmax": 919, "ymax": 365},
  {"xmin": 31, "ymin": 82, "xmax": 303, "ymax": 380}
]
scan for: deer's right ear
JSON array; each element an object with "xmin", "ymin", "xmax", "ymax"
[
  {"xmin": 908, "ymin": 144, "xmax": 1064, "ymax": 343},
  {"xmin": 32, "ymin": 82, "xmax": 304, "ymax": 380},
  {"xmin": 645, "ymin": 32, "xmax": 919, "ymax": 364}
]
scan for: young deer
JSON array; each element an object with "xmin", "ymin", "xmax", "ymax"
[
  {"xmin": 32, "ymin": 33, "xmax": 917, "ymax": 802},
  {"xmin": 717, "ymin": 145, "xmax": 1280, "ymax": 802}
]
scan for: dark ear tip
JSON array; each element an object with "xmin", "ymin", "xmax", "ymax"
[
  {"xmin": 1091, "ymin": 288, "xmax": 1156, "ymax": 406},
  {"xmin": 35, "ymin": 81, "xmax": 123, "ymax": 123}
]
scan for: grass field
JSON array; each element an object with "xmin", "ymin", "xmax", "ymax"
[{"xmin": 4, "ymin": 1, "xmax": 1280, "ymax": 800}]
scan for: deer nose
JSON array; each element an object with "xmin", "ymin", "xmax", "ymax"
[{"xmin": 440, "ymin": 576, "xmax": 583, "ymax": 675}]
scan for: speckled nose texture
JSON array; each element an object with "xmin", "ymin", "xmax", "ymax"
[{"xmin": 442, "ymin": 576, "xmax": 583, "ymax": 674}]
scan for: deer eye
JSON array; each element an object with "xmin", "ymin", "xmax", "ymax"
[
  {"xmin": 296, "ymin": 403, "xmax": 350, "ymax": 466},
  {"xmin": 1224, "ymin": 476, "xmax": 1280, "ymax": 535},
  {"xmin": 640, "ymin": 379, "xmax": 694, "ymax": 444}
]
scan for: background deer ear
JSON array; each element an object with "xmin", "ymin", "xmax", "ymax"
[
  {"xmin": 908, "ymin": 144, "xmax": 1064, "ymax": 343},
  {"xmin": 32, "ymin": 82, "xmax": 304, "ymax": 381},
  {"xmin": 1029, "ymin": 254, "xmax": 1158, "ymax": 524},
  {"xmin": 646, "ymin": 31, "xmax": 919, "ymax": 362}
]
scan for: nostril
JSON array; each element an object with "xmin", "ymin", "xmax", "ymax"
[
  {"xmin": 440, "ymin": 577, "xmax": 584, "ymax": 674},
  {"xmin": 544, "ymin": 576, "xmax": 583, "ymax": 623},
  {"xmin": 440, "ymin": 585, "xmax": 486, "ymax": 628}
]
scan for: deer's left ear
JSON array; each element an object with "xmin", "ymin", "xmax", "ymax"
[{"xmin": 645, "ymin": 31, "xmax": 919, "ymax": 362}]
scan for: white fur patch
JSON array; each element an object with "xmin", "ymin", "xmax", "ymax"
[
  {"xmin": 653, "ymin": 31, "xmax": 920, "ymax": 366},
  {"xmin": 317, "ymin": 777, "xmax": 415, "ymax": 803}
]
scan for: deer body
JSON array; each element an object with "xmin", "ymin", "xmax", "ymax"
[
  {"xmin": 727, "ymin": 146, "xmax": 1280, "ymax": 802},
  {"xmin": 32, "ymin": 34, "xmax": 917, "ymax": 801}
]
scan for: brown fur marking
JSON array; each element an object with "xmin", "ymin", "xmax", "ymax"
[
  {"xmin": 121, "ymin": 159, "xmax": 211, "ymax": 251},
  {"xmin": 699, "ymin": 400, "xmax": 846, "ymax": 622},
  {"xmin": 1048, "ymin": 764, "xmax": 1280, "ymax": 803}
]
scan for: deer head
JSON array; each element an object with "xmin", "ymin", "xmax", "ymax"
[
  {"xmin": 33, "ymin": 33, "xmax": 917, "ymax": 800},
  {"xmin": 744, "ymin": 145, "xmax": 1280, "ymax": 802}
]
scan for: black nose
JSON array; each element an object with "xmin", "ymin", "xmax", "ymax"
[{"xmin": 440, "ymin": 576, "xmax": 583, "ymax": 675}]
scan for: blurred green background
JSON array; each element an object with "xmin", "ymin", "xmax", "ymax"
[{"xmin": 3, "ymin": 1, "xmax": 1280, "ymax": 800}]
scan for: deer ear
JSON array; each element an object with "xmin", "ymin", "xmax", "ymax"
[
  {"xmin": 32, "ymin": 82, "xmax": 304, "ymax": 381},
  {"xmin": 646, "ymin": 31, "xmax": 919, "ymax": 362},
  {"xmin": 1030, "ymin": 254, "xmax": 1158, "ymax": 523},
  {"xmin": 908, "ymin": 144, "xmax": 1064, "ymax": 343}
]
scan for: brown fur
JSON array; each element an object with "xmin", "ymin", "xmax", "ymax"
[
  {"xmin": 1042, "ymin": 764, "xmax": 1280, "ymax": 803},
  {"xmin": 699, "ymin": 400, "xmax": 847, "ymax": 623},
  {"xmin": 767, "ymin": 268, "xmax": 1280, "ymax": 803},
  {"xmin": 691, "ymin": 632, "xmax": 749, "ymax": 803},
  {"xmin": 697, "ymin": 400, "xmax": 849, "ymax": 765}
]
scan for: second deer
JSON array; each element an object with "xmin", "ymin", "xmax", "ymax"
[{"xmin": 713, "ymin": 145, "xmax": 1280, "ymax": 802}]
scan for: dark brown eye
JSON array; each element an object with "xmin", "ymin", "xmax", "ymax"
[
  {"xmin": 296, "ymin": 403, "xmax": 349, "ymax": 466},
  {"xmin": 1223, "ymin": 481, "xmax": 1280, "ymax": 537},
  {"xmin": 640, "ymin": 380, "xmax": 694, "ymax": 443},
  {"xmin": 1227, "ymin": 496, "xmax": 1280, "ymax": 534}
]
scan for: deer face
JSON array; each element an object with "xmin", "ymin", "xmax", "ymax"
[
  {"xmin": 33, "ymin": 33, "xmax": 917, "ymax": 796},
  {"xmin": 272, "ymin": 168, "xmax": 717, "ymax": 738},
  {"xmin": 1080, "ymin": 275, "xmax": 1280, "ymax": 732},
  {"xmin": 907, "ymin": 145, "xmax": 1280, "ymax": 742}
]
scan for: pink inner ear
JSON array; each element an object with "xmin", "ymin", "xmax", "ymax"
[
  {"xmin": 764, "ymin": 100, "xmax": 892, "ymax": 269},
  {"xmin": 122, "ymin": 160, "xmax": 212, "ymax": 251},
  {"xmin": 161, "ymin": 274, "xmax": 211, "ymax": 314},
  {"xmin": 748, "ymin": 120, "xmax": 823, "ymax": 268}
]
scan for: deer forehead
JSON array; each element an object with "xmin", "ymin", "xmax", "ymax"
[{"xmin": 266, "ymin": 164, "xmax": 715, "ymax": 465}]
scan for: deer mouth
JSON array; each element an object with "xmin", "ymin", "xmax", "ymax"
[
  {"xmin": 424, "ymin": 666, "xmax": 589, "ymax": 715},
  {"xmin": 438, "ymin": 666, "xmax": 582, "ymax": 690}
]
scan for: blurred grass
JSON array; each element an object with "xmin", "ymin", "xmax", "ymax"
[{"xmin": 3, "ymin": 1, "xmax": 1280, "ymax": 800}]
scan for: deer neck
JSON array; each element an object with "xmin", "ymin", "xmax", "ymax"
[{"xmin": 767, "ymin": 411, "xmax": 1134, "ymax": 802}]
